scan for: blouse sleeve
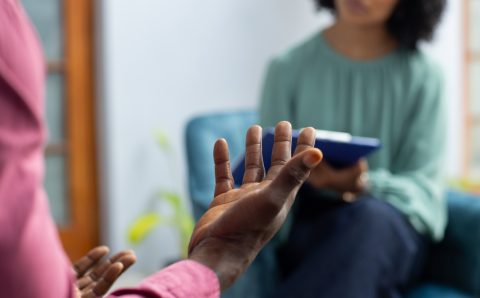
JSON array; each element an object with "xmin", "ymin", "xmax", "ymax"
[
  {"xmin": 259, "ymin": 57, "xmax": 296, "ymax": 128},
  {"xmin": 367, "ymin": 65, "xmax": 447, "ymax": 241}
]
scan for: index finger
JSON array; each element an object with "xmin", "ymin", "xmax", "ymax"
[
  {"xmin": 293, "ymin": 127, "xmax": 316, "ymax": 155},
  {"xmin": 268, "ymin": 127, "xmax": 320, "ymax": 202},
  {"xmin": 73, "ymin": 246, "xmax": 109, "ymax": 278},
  {"xmin": 268, "ymin": 148, "xmax": 323, "ymax": 207}
]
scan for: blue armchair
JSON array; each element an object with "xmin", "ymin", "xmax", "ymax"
[{"xmin": 185, "ymin": 110, "xmax": 480, "ymax": 298}]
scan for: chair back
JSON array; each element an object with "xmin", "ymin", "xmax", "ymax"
[{"xmin": 185, "ymin": 110, "xmax": 257, "ymax": 219}]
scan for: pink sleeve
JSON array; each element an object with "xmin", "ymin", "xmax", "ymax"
[
  {"xmin": 1, "ymin": 2, "xmax": 218, "ymax": 298},
  {"xmin": 0, "ymin": 0, "xmax": 75, "ymax": 297},
  {"xmin": 109, "ymin": 260, "xmax": 220, "ymax": 298}
]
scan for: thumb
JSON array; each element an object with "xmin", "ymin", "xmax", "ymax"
[{"xmin": 269, "ymin": 148, "xmax": 323, "ymax": 198}]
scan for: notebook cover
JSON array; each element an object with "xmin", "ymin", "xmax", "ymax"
[{"xmin": 232, "ymin": 128, "xmax": 381, "ymax": 185}]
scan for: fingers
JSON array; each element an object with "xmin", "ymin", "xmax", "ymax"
[
  {"xmin": 266, "ymin": 121, "xmax": 292, "ymax": 180},
  {"xmin": 308, "ymin": 159, "xmax": 368, "ymax": 200},
  {"xmin": 77, "ymin": 250, "xmax": 136, "ymax": 290},
  {"xmin": 73, "ymin": 246, "xmax": 109, "ymax": 278},
  {"xmin": 92, "ymin": 262, "xmax": 124, "ymax": 297},
  {"xmin": 293, "ymin": 127, "xmax": 316, "ymax": 155},
  {"xmin": 82, "ymin": 262, "xmax": 124, "ymax": 298},
  {"xmin": 342, "ymin": 192, "xmax": 357, "ymax": 203},
  {"xmin": 269, "ymin": 148, "xmax": 323, "ymax": 200},
  {"xmin": 111, "ymin": 251, "xmax": 136, "ymax": 273},
  {"xmin": 359, "ymin": 158, "xmax": 368, "ymax": 171},
  {"xmin": 343, "ymin": 159, "xmax": 369, "ymax": 199},
  {"xmin": 213, "ymin": 139, "xmax": 234, "ymax": 197},
  {"xmin": 242, "ymin": 125, "xmax": 265, "ymax": 184},
  {"xmin": 340, "ymin": 159, "xmax": 368, "ymax": 193}
]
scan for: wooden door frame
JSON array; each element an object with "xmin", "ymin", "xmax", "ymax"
[{"xmin": 59, "ymin": 0, "xmax": 99, "ymax": 261}]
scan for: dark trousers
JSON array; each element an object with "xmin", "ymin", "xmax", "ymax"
[{"xmin": 272, "ymin": 186, "xmax": 429, "ymax": 298}]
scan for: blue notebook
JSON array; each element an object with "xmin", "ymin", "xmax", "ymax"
[{"xmin": 232, "ymin": 128, "xmax": 381, "ymax": 185}]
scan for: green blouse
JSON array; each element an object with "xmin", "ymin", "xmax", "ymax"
[{"xmin": 260, "ymin": 32, "xmax": 447, "ymax": 241}]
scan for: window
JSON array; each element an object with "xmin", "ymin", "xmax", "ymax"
[
  {"xmin": 23, "ymin": 0, "xmax": 99, "ymax": 261},
  {"xmin": 465, "ymin": 0, "xmax": 480, "ymax": 178}
]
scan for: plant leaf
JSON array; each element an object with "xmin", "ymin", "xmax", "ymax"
[
  {"xmin": 154, "ymin": 130, "xmax": 171, "ymax": 152},
  {"xmin": 156, "ymin": 190, "xmax": 195, "ymax": 257},
  {"xmin": 178, "ymin": 214, "xmax": 195, "ymax": 258},
  {"xmin": 127, "ymin": 213, "xmax": 169, "ymax": 245},
  {"xmin": 158, "ymin": 191, "xmax": 182, "ymax": 211}
]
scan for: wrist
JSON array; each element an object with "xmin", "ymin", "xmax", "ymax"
[
  {"xmin": 188, "ymin": 239, "xmax": 251, "ymax": 291},
  {"xmin": 189, "ymin": 251, "xmax": 229, "ymax": 290}
]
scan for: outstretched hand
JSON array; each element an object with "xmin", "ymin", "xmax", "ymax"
[
  {"xmin": 73, "ymin": 246, "xmax": 136, "ymax": 298},
  {"xmin": 188, "ymin": 121, "xmax": 323, "ymax": 290}
]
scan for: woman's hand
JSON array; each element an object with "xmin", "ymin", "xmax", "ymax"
[
  {"xmin": 73, "ymin": 246, "xmax": 136, "ymax": 298},
  {"xmin": 188, "ymin": 122, "xmax": 323, "ymax": 290},
  {"xmin": 307, "ymin": 159, "xmax": 368, "ymax": 202}
]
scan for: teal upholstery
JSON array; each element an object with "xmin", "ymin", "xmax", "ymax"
[
  {"xmin": 422, "ymin": 191, "xmax": 480, "ymax": 296},
  {"xmin": 185, "ymin": 110, "xmax": 480, "ymax": 298},
  {"xmin": 406, "ymin": 284, "xmax": 470, "ymax": 298},
  {"xmin": 185, "ymin": 111, "xmax": 258, "ymax": 218}
]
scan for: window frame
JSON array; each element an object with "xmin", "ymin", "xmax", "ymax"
[{"xmin": 463, "ymin": 0, "xmax": 480, "ymax": 177}]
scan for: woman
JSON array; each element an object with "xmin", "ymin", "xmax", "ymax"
[
  {"xmin": 260, "ymin": 0, "xmax": 446, "ymax": 297},
  {"xmin": 0, "ymin": 0, "xmax": 323, "ymax": 297}
]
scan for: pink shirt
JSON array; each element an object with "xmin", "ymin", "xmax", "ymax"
[{"xmin": 0, "ymin": 0, "xmax": 219, "ymax": 297}]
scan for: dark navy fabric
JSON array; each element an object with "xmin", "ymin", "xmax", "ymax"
[{"xmin": 272, "ymin": 186, "xmax": 429, "ymax": 298}]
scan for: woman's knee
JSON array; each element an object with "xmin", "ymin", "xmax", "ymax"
[{"xmin": 348, "ymin": 198, "xmax": 402, "ymax": 225}]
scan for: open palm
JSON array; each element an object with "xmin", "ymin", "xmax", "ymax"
[
  {"xmin": 188, "ymin": 121, "xmax": 323, "ymax": 289},
  {"xmin": 73, "ymin": 246, "xmax": 136, "ymax": 298}
]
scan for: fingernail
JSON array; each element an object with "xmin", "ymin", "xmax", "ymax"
[{"xmin": 303, "ymin": 150, "xmax": 323, "ymax": 168}]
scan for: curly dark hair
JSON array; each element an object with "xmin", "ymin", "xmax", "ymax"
[{"xmin": 315, "ymin": 0, "xmax": 446, "ymax": 49}]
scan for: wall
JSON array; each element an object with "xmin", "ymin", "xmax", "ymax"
[
  {"xmin": 97, "ymin": 0, "xmax": 326, "ymax": 272},
  {"xmin": 96, "ymin": 0, "xmax": 463, "ymax": 272},
  {"xmin": 422, "ymin": 0, "xmax": 464, "ymax": 177}
]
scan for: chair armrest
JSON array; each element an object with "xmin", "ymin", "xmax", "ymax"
[
  {"xmin": 407, "ymin": 283, "xmax": 471, "ymax": 298},
  {"xmin": 424, "ymin": 190, "xmax": 480, "ymax": 296}
]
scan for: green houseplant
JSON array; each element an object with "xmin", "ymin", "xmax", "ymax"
[{"xmin": 127, "ymin": 130, "xmax": 194, "ymax": 258}]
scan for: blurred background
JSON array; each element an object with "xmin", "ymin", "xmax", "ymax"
[{"xmin": 23, "ymin": 0, "xmax": 478, "ymax": 282}]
